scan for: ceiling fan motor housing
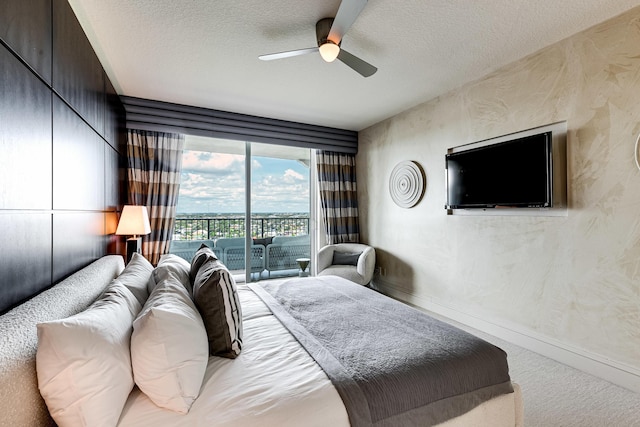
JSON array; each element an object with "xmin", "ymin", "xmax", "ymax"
[{"xmin": 316, "ymin": 18, "xmax": 339, "ymax": 47}]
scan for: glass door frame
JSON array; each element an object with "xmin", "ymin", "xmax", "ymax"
[
  {"xmin": 243, "ymin": 142, "xmax": 252, "ymax": 282},
  {"xmin": 243, "ymin": 142, "xmax": 317, "ymax": 283}
]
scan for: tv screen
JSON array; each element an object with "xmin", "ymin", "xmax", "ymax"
[{"xmin": 445, "ymin": 131, "xmax": 552, "ymax": 209}]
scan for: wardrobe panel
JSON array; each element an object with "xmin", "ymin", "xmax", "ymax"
[
  {"xmin": 52, "ymin": 0, "xmax": 104, "ymax": 135},
  {"xmin": 0, "ymin": 213, "xmax": 52, "ymax": 313},
  {"xmin": 0, "ymin": 44, "xmax": 52, "ymax": 210},
  {"xmin": 104, "ymin": 75, "xmax": 125, "ymax": 150},
  {"xmin": 52, "ymin": 96, "xmax": 105, "ymax": 211},
  {"xmin": 105, "ymin": 144, "xmax": 119, "ymax": 210},
  {"xmin": 105, "ymin": 211, "xmax": 120, "ymax": 257},
  {"xmin": 0, "ymin": 0, "xmax": 126, "ymax": 314},
  {"xmin": 52, "ymin": 212, "xmax": 105, "ymax": 282},
  {"xmin": 0, "ymin": 0, "xmax": 52, "ymax": 83}
]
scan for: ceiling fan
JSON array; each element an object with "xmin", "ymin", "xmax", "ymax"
[{"xmin": 259, "ymin": 0, "xmax": 377, "ymax": 77}]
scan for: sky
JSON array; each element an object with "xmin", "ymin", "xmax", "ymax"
[{"xmin": 176, "ymin": 150, "xmax": 310, "ymax": 214}]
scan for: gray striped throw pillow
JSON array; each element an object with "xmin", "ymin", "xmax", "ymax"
[{"xmin": 192, "ymin": 257, "xmax": 243, "ymax": 358}]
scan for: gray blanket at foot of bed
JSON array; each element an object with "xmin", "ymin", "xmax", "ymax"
[{"xmin": 249, "ymin": 276, "xmax": 513, "ymax": 427}]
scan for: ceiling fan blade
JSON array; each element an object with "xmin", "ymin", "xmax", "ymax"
[
  {"xmin": 328, "ymin": 0, "xmax": 367, "ymax": 44},
  {"xmin": 337, "ymin": 48, "xmax": 377, "ymax": 77},
  {"xmin": 259, "ymin": 47, "xmax": 318, "ymax": 61}
]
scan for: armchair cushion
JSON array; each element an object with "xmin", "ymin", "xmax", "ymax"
[{"xmin": 332, "ymin": 251, "xmax": 361, "ymax": 266}]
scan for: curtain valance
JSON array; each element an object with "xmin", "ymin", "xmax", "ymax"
[{"xmin": 122, "ymin": 96, "xmax": 358, "ymax": 154}]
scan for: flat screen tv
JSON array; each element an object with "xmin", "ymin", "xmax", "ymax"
[{"xmin": 445, "ymin": 131, "xmax": 553, "ymax": 209}]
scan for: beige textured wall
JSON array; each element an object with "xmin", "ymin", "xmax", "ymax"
[{"xmin": 358, "ymin": 8, "xmax": 640, "ymax": 371}]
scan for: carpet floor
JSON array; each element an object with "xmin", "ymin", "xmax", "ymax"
[{"xmin": 440, "ymin": 317, "xmax": 640, "ymax": 426}]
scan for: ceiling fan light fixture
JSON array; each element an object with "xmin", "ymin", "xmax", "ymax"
[
  {"xmin": 259, "ymin": 3, "xmax": 377, "ymax": 77},
  {"xmin": 319, "ymin": 41, "xmax": 340, "ymax": 62}
]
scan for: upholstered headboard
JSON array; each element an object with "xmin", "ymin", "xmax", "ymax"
[{"xmin": 0, "ymin": 255, "xmax": 125, "ymax": 427}]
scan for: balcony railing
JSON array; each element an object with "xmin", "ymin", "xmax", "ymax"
[{"xmin": 173, "ymin": 215, "xmax": 310, "ymax": 241}]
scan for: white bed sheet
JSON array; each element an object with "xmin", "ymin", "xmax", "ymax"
[
  {"xmin": 117, "ymin": 283, "xmax": 522, "ymax": 427},
  {"xmin": 117, "ymin": 285, "xmax": 350, "ymax": 427}
]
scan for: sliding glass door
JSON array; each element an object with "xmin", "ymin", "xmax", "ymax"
[
  {"xmin": 171, "ymin": 136, "xmax": 312, "ymax": 283},
  {"xmin": 250, "ymin": 142, "xmax": 311, "ymax": 281}
]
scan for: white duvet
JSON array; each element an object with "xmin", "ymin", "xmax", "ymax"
[{"xmin": 117, "ymin": 285, "xmax": 350, "ymax": 427}]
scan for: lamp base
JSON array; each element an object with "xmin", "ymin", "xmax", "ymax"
[{"xmin": 125, "ymin": 237, "xmax": 142, "ymax": 263}]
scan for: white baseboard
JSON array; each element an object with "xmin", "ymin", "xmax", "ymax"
[{"xmin": 372, "ymin": 279, "xmax": 640, "ymax": 394}]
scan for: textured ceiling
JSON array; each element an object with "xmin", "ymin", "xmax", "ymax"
[{"xmin": 68, "ymin": 0, "xmax": 640, "ymax": 131}]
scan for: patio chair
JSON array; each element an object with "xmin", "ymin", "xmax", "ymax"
[
  {"xmin": 215, "ymin": 237, "xmax": 265, "ymax": 273},
  {"xmin": 169, "ymin": 239, "xmax": 220, "ymax": 263},
  {"xmin": 265, "ymin": 235, "xmax": 311, "ymax": 276}
]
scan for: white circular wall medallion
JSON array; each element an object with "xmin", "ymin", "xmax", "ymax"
[{"xmin": 389, "ymin": 160, "xmax": 425, "ymax": 208}]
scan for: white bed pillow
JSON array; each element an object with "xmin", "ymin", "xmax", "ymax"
[
  {"xmin": 147, "ymin": 253, "xmax": 192, "ymax": 294},
  {"xmin": 115, "ymin": 251, "xmax": 153, "ymax": 306},
  {"xmin": 36, "ymin": 282, "xmax": 141, "ymax": 427},
  {"xmin": 131, "ymin": 264, "xmax": 208, "ymax": 414}
]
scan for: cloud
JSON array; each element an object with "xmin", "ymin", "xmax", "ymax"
[
  {"xmin": 177, "ymin": 150, "xmax": 310, "ymax": 213},
  {"xmin": 178, "ymin": 169, "xmax": 246, "ymax": 212},
  {"xmin": 283, "ymin": 169, "xmax": 304, "ymax": 182},
  {"xmin": 181, "ymin": 152, "xmax": 244, "ymax": 174}
]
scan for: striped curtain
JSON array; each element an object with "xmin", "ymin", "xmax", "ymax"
[
  {"xmin": 126, "ymin": 129, "xmax": 184, "ymax": 265},
  {"xmin": 316, "ymin": 150, "xmax": 360, "ymax": 244}
]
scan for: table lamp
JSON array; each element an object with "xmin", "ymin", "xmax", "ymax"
[{"xmin": 115, "ymin": 205, "xmax": 151, "ymax": 262}]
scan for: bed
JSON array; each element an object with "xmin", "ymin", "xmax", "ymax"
[{"xmin": 0, "ymin": 253, "xmax": 523, "ymax": 427}]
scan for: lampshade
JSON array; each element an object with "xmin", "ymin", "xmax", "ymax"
[
  {"xmin": 115, "ymin": 205, "xmax": 151, "ymax": 237},
  {"xmin": 319, "ymin": 41, "xmax": 340, "ymax": 62}
]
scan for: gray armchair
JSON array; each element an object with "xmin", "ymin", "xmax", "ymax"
[{"xmin": 317, "ymin": 243, "xmax": 376, "ymax": 286}]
